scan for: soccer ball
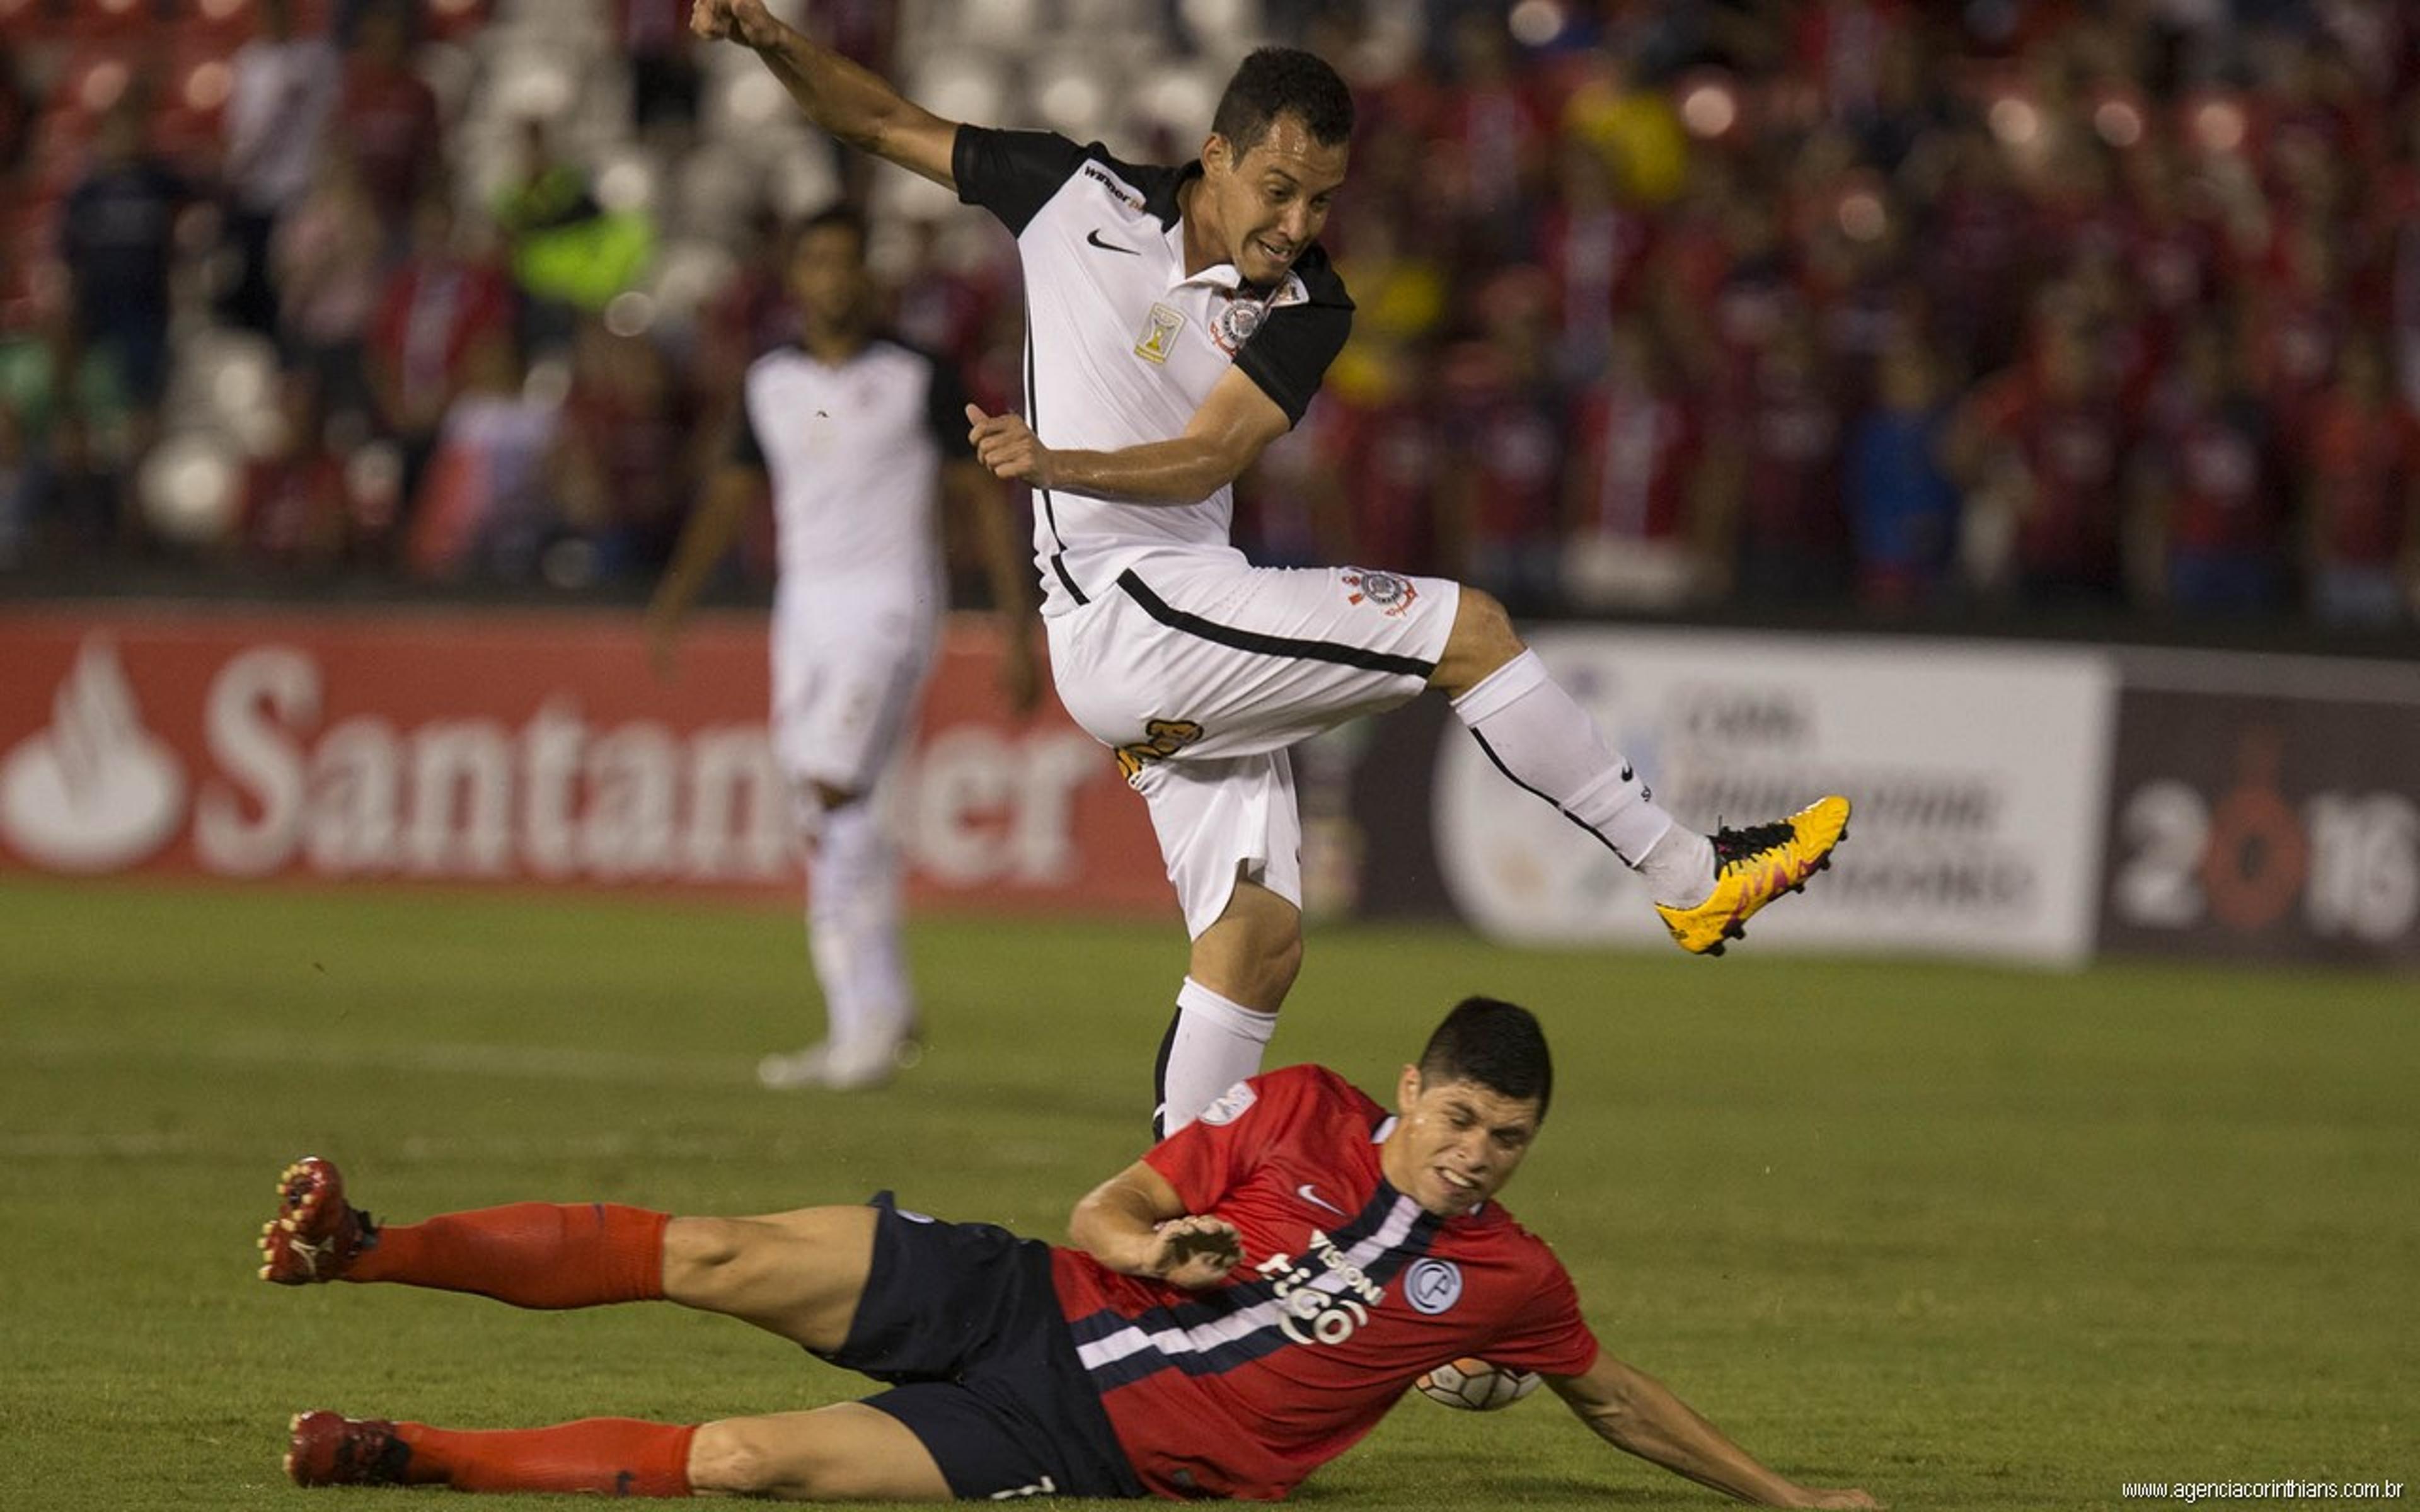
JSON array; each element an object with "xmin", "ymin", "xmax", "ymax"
[{"xmin": 1414, "ymin": 1357, "xmax": 1541, "ymax": 1411}]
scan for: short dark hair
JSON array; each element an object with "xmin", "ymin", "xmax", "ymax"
[
  {"xmin": 1417, "ymin": 997, "xmax": 1552, "ymax": 1123},
  {"xmin": 791, "ymin": 202, "xmax": 869, "ymax": 260},
  {"xmin": 1211, "ymin": 47, "xmax": 1354, "ymax": 154}
]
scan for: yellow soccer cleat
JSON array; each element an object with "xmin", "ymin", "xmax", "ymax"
[{"xmin": 1654, "ymin": 796, "xmax": 1851, "ymax": 956}]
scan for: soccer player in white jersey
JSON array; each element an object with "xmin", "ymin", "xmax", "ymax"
[
  {"xmin": 647, "ymin": 205, "xmax": 1040, "ymax": 1091},
  {"xmin": 690, "ymin": 1, "xmax": 1850, "ymax": 1134}
]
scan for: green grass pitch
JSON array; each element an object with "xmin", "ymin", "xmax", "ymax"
[{"xmin": 1, "ymin": 879, "xmax": 2411, "ymax": 1509}]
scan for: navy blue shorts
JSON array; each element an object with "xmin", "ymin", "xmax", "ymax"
[{"xmin": 822, "ymin": 1193, "xmax": 1143, "ymax": 1501}]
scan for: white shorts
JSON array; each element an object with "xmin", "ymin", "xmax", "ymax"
[
  {"xmin": 770, "ymin": 590, "xmax": 938, "ymax": 806},
  {"xmin": 1046, "ymin": 553, "xmax": 1457, "ymax": 936}
]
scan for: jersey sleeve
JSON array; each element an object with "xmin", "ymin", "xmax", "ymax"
[
  {"xmin": 923, "ymin": 357, "xmax": 978, "ymax": 461},
  {"xmin": 1143, "ymin": 1070, "xmax": 1305, "ymax": 1214},
  {"xmin": 953, "ymin": 126, "xmax": 1088, "ymax": 236},
  {"xmin": 1480, "ymin": 1242, "xmax": 1601, "ymax": 1378},
  {"xmin": 1236, "ymin": 249, "xmax": 1355, "ymax": 428}
]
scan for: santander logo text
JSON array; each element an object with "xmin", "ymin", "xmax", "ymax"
[
  {"xmin": 0, "ymin": 631, "xmax": 1109, "ymax": 893},
  {"xmin": 190, "ymin": 644, "xmax": 795, "ymax": 881}
]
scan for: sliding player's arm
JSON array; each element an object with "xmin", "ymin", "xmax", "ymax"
[
  {"xmin": 1547, "ymin": 1352, "xmax": 1881, "ymax": 1509},
  {"xmin": 689, "ymin": 0, "xmax": 959, "ymax": 190},
  {"xmin": 1068, "ymin": 1159, "xmax": 1244, "ymax": 1289}
]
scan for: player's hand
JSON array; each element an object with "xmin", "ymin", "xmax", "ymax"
[
  {"xmin": 1147, "ymin": 1215, "xmax": 1243, "ymax": 1289},
  {"xmin": 966, "ymin": 404, "xmax": 1057, "ymax": 489},
  {"xmin": 689, "ymin": 0, "xmax": 781, "ymax": 49}
]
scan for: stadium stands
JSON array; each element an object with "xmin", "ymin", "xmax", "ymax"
[{"xmin": 0, "ymin": 0, "xmax": 2414, "ymax": 633}]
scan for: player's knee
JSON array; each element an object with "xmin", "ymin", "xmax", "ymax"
[
  {"xmin": 687, "ymin": 1420, "xmax": 787, "ymax": 1497},
  {"xmin": 660, "ymin": 1217, "xmax": 752, "ymax": 1302},
  {"xmin": 689, "ymin": 1416, "xmax": 886, "ymax": 1501},
  {"xmin": 1433, "ymin": 587, "xmax": 1525, "ymax": 697}
]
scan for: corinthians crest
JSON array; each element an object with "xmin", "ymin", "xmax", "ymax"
[
  {"xmin": 1341, "ymin": 568, "xmax": 1417, "ymax": 617},
  {"xmin": 1209, "ymin": 289, "xmax": 1270, "ymax": 355}
]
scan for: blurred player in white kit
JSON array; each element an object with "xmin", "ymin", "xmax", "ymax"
[{"xmin": 648, "ymin": 205, "xmax": 1039, "ymax": 1090}]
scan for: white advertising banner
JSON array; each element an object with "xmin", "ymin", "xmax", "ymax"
[{"xmin": 1432, "ymin": 629, "xmax": 2117, "ymax": 963}]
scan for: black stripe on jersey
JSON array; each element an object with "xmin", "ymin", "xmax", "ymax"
[
  {"xmin": 1115, "ymin": 570, "xmax": 1436, "ymax": 680},
  {"xmin": 1467, "ymin": 728, "xmax": 1634, "ymax": 864},
  {"xmin": 1064, "ymin": 1186, "xmax": 1444, "ymax": 1393},
  {"xmin": 1023, "ymin": 328, "xmax": 1089, "ymax": 605}
]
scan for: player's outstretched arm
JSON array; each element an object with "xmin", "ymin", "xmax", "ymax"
[
  {"xmin": 1547, "ymin": 1353, "xmax": 1881, "ymax": 1509},
  {"xmin": 966, "ymin": 367, "xmax": 1293, "ymax": 505},
  {"xmin": 1069, "ymin": 1160, "xmax": 1244, "ymax": 1289},
  {"xmin": 689, "ymin": 0, "xmax": 959, "ymax": 189}
]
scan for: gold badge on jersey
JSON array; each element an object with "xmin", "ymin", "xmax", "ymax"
[{"xmin": 1134, "ymin": 303, "xmax": 1185, "ymax": 364}]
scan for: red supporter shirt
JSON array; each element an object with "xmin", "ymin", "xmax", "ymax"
[
  {"xmin": 1569, "ymin": 377, "xmax": 1700, "ymax": 542},
  {"xmin": 336, "ymin": 60, "xmax": 441, "ymax": 226},
  {"xmin": 1972, "ymin": 374, "xmax": 2128, "ymax": 583},
  {"xmin": 2306, "ymin": 396, "xmax": 2420, "ymax": 566},
  {"xmin": 2153, "ymin": 398, "xmax": 2278, "ymax": 556},
  {"xmin": 1049, "ymin": 1066, "xmax": 1599, "ymax": 1501}
]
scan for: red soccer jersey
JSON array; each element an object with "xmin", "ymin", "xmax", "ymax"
[{"xmin": 1049, "ymin": 1067, "xmax": 1599, "ymax": 1501}]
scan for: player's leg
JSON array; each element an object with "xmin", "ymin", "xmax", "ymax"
[
  {"xmin": 759, "ymin": 777, "xmax": 921, "ymax": 1091},
  {"xmin": 1429, "ymin": 586, "xmax": 1849, "ymax": 954},
  {"xmin": 1131, "ymin": 755, "xmax": 1304, "ymax": 1135},
  {"xmin": 258, "ymin": 1155, "xmax": 877, "ymax": 1349},
  {"xmin": 1156, "ymin": 871, "xmax": 1301, "ymax": 1136},
  {"xmin": 1051, "ymin": 559, "xmax": 1451, "ymax": 1133},
  {"xmin": 282, "ymin": 1400, "xmax": 948, "ymax": 1499},
  {"xmin": 764, "ymin": 602, "xmax": 931, "ymax": 1090},
  {"xmin": 689, "ymin": 1404, "xmax": 953, "ymax": 1499},
  {"xmin": 657, "ymin": 1203, "xmax": 877, "ymax": 1348}
]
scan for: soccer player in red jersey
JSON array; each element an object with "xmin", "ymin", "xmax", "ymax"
[{"xmin": 260, "ymin": 999, "xmax": 1879, "ymax": 1508}]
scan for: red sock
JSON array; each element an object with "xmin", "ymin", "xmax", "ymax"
[
  {"xmin": 396, "ymin": 1419, "xmax": 695, "ymax": 1496},
  {"xmin": 349, "ymin": 1203, "xmax": 668, "ymax": 1308}
]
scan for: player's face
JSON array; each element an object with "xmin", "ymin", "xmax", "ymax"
[
  {"xmin": 1385, "ymin": 1070, "xmax": 1541, "ymax": 1218},
  {"xmin": 1204, "ymin": 113, "xmax": 1347, "ymax": 287},
  {"xmin": 790, "ymin": 224, "xmax": 872, "ymax": 333}
]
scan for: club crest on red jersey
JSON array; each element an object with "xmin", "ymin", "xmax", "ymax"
[{"xmin": 1404, "ymin": 1258, "xmax": 1463, "ymax": 1314}]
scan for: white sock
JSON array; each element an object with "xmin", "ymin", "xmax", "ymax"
[
  {"xmin": 1450, "ymin": 650, "xmax": 1712, "ymax": 903},
  {"xmin": 807, "ymin": 799, "xmax": 913, "ymax": 1050},
  {"xmin": 1156, "ymin": 976, "xmax": 1278, "ymax": 1137},
  {"xmin": 1637, "ymin": 826, "xmax": 1717, "ymax": 909}
]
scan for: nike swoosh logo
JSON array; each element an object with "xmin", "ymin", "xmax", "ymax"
[
  {"xmin": 1086, "ymin": 228, "xmax": 1140, "ymax": 255},
  {"xmin": 1620, "ymin": 764, "xmax": 1635, "ymax": 782},
  {"xmin": 1296, "ymin": 1183, "xmax": 1347, "ymax": 1217}
]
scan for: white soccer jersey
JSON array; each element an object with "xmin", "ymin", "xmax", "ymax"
[
  {"xmin": 733, "ymin": 338, "xmax": 975, "ymax": 601},
  {"xmin": 953, "ymin": 128, "xmax": 1355, "ymax": 614}
]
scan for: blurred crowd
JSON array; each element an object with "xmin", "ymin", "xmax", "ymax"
[{"xmin": 4, "ymin": 0, "xmax": 2419, "ymax": 633}]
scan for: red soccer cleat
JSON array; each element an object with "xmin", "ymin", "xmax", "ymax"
[
  {"xmin": 284, "ymin": 1411, "xmax": 414, "ymax": 1487},
  {"xmin": 257, "ymin": 1156, "xmax": 376, "ymax": 1285}
]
